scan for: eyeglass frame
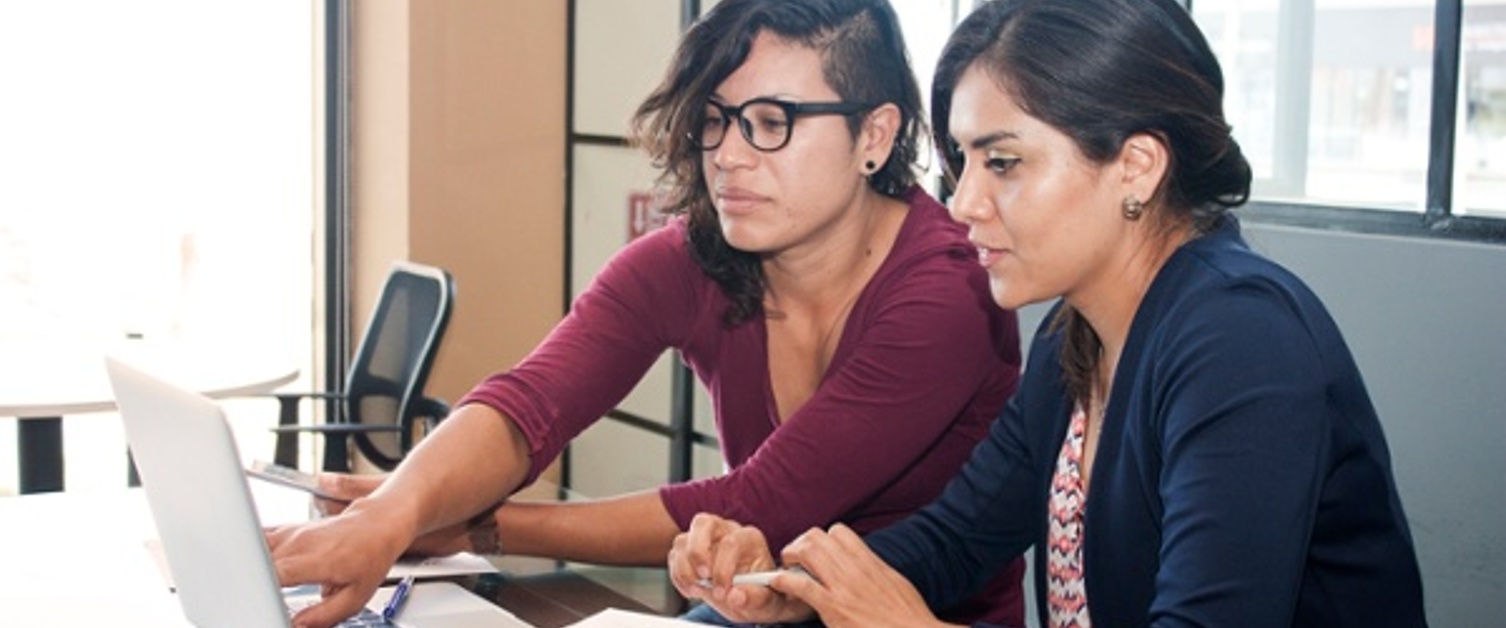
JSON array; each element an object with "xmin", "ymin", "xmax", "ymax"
[{"xmin": 690, "ymin": 97, "xmax": 875, "ymax": 153}]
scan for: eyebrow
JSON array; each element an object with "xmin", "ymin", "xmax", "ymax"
[
  {"xmin": 707, "ymin": 92, "xmax": 800, "ymax": 105},
  {"xmin": 964, "ymin": 130, "xmax": 1022, "ymax": 150}
]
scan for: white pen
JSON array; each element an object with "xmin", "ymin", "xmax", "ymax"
[{"xmin": 697, "ymin": 566, "xmax": 816, "ymax": 588}]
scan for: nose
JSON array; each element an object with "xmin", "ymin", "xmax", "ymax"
[
  {"xmin": 709, "ymin": 121, "xmax": 758, "ymax": 172},
  {"xmin": 946, "ymin": 163, "xmax": 992, "ymax": 226}
]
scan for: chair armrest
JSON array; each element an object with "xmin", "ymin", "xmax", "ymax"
[
  {"xmin": 270, "ymin": 424, "xmax": 404, "ymax": 434},
  {"xmin": 410, "ymin": 396, "xmax": 451, "ymax": 420},
  {"xmin": 266, "ymin": 391, "xmax": 347, "ymax": 468},
  {"xmin": 263, "ymin": 391, "xmax": 344, "ymax": 402},
  {"xmin": 408, "ymin": 396, "xmax": 451, "ymax": 438},
  {"xmin": 269, "ymin": 422, "xmax": 401, "ymax": 473}
]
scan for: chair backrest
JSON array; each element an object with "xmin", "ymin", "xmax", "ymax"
[{"xmin": 343, "ymin": 261, "xmax": 455, "ymax": 470}]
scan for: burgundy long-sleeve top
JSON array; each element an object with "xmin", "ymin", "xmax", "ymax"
[{"xmin": 460, "ymin": 188, "xmax": 1025, "ymax": 625}]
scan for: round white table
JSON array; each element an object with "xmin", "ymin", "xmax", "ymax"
[{"xmin": 0, "ymin": 335, "xmax": 299, "ymax": 493}]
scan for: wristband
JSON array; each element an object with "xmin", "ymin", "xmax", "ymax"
[{"xmin": 467, "ymin": 507, "xmax": 502, "ymax": 555}]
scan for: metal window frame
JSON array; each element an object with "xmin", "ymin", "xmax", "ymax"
[
  {"xmin": 562, "ymin": 0, "xmax": 715, "ymax": 490},
  {"xmin": 1186, "ymin": 0, "xmax": 1504, "ymax": 243},
  {"xmin": 324, "ymin": 0, "xmax": 351, "ymax": 408}
]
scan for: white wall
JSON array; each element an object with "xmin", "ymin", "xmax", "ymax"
[{"xmin": 1243, "ymin": 221, "xmax": 1506, "ymax": 627}]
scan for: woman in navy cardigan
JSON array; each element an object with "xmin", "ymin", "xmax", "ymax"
[{"xmin": 668, "ymin": 0, "xmax": 1428, "ymax": 626}]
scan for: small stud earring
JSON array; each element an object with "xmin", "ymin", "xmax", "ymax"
[
  {"xmin": 864, "ymin": 160, "xmax": 876, "ymax": 173},
  {"xmin": 1122, "ymin": 196, "xmax": 1145, "ymax": 221}
]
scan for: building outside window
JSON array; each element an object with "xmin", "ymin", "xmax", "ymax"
[{"xmin": 1192, "ymin": 0, "xmax": 1506, "ymax": 223}]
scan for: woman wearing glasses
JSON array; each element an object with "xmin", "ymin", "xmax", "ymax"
[{"xmin": 269, "ymin": 1, "xmax": 1026, "ymax": 627}]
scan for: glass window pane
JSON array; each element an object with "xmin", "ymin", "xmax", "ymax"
[
  {"xmin": 0, "ymin": 1, "xmax": 315, "ymax": 492},
  {"xmin": 1458, "ymin": 1, "xmax": 1506, "ymax": 218},
  {"xmin": 0, "ymin": 1, "xmax": 314, "ymax": 345},
  {"xmin": 895, "ymin": 0, "xmax": 962, "ymax": 189},
  {"xmin": 1195, "ymin": 0, "xmax": 1435, "ymax": 212}
]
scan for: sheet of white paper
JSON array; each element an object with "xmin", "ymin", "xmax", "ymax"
[
  {"xmin": 565, "ymin": 607, "xmax": 704, "ymax": 627},
  {"xmin": 385, "ymin": 552, "xmax": 500, "ymax": 579},
  {"xmin": 144, "ymin": 539, "xmax": 497, "ymax": 590}
]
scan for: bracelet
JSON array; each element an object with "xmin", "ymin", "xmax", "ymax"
[{"xmin": 467, "ymin": 507, "xmax": 502, "ymax": 555}]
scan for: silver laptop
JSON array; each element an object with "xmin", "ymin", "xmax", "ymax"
[{"xmin": 105, "ymin": 356, "xmax": 534, "ymax": 628}]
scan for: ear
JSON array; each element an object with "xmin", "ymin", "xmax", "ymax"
[
  {"xmin": 859, "ymin": 102, "xmax": 902, "ymax": 172},
  {"xmin": 1117, "ymin": 132, "xmax": 1169, "ymax": 201}
]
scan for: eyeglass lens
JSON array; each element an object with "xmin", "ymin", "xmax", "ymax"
[{"xmin": 699, "ymin": 100, "xmax": 795, "ymax": 152}]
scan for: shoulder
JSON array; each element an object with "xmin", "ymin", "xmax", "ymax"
[
  {"xmin": 575, "ymin": 217, "xmax": 726, "ymax": 331},
  {"xmin": 892, "ymin": 186, "xmax": 973, "ymax": 259},
  {"xmin": 1154, "ymin": 219, "xmax": 1326, "ymax": 321},
  {"xmin": 589, "ymin": 217, "xmax": 702, "ymax": 289},
  {"xmin": 863, "ymin": 190, "xmax": 1007, "ymax": 329},
  {"xmin": 871, "ymin": 188, "xmax": 984, "ymax": 293},
  {"xmin": 605, "ymin": 216, "xmax": 692, "ymax": 266},
  {"xmin": 847, "ymin": 189, "xmax": 1018, "ymax": 361},
  {"xmin": 1137, "ymin": 220, "xmax": 1346, "ymax": 383}
]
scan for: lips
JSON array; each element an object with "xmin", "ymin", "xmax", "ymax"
[
  {"xmin": 973, "ymin": 244, "xmax": 1009, "ymax": 267},
  {"xmin": 715, "ymin": 186, "xmax": 767, "ymax": 215}
]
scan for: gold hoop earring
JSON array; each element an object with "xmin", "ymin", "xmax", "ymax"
[{"xmin": 1122, "ymin": 196, "xmax": 1145, "ymax": 221}]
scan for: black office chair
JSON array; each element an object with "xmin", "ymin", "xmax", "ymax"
[{"xmin": 271, "ymin": 261, "xmax": 456, "ymax": 472}]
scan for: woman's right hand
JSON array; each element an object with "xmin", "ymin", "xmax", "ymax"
[
  {"xmin": 313, "ymin": 472, "xmax": 474, "ymax": 557},
  {"xmin": 268, "ymin": 501, "xmax": 414, "ymax": 628},
  {"xmin": 668, "ymin": 513, "xmax": 816, "ymax": 625}
]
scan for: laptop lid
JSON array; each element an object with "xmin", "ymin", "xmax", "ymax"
[
  {"xmin": 106, "ymin": 356, "xmax": 535, "ymax": 628},
  {"xmin": 106, "ymin": 355, "xmax": 295, "ymax": 627}
]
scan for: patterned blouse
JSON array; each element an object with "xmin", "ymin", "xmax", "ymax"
[{"xmin": 1047, "ymin": 405, "xmax": 1092, "ymax": 628}]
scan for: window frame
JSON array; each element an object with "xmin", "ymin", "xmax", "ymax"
[{"xmin": 1187, "ymin": 0, "xmax": 1506, "ymax": 244}]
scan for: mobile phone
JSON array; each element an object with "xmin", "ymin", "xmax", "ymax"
[{"xmin": 245, "ymin": 459, "xmax": 347, "ymax": 502}]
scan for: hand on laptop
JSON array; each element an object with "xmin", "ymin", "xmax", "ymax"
[
  {"xmin": 312, "ymin": 472, "xmax": 475, "ymax": 557},
  {"xmin": 267, "ymin": 500, "xmax": 414, "ymax": 628}
]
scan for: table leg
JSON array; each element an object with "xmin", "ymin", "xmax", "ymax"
[
  {"xmin": 127, "ymin": 448, "xmax": 140, "ymax": 487},
  {"xmin": 18, "ymin": 417, "xmax": 65, "ymax": 494}
]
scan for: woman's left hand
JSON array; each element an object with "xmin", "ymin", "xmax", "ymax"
[{"xmin": 772, "ymin": 524, "xmax": 960, "ymax": 628}]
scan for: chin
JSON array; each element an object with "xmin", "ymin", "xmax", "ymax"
[
  {"xmin": 990, "ymin": 280, "xmax": 1036, "ymax": 311},
  {"xmin": 989, "ymin": 279, "xmax": 1013, "ymax": 309},
  {"xmin": 720, "ymin": 226, "xmax": 768, "ymax": 254}
]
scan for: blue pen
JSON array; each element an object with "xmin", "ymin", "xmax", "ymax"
[{"xmin": 382, "ymin": 575, "xmax": 416, "ymax": 622}]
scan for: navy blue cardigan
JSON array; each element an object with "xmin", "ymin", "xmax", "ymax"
[{"xmin": 868, "ymin": 218, "xmax": 1427, "ymax": 627}]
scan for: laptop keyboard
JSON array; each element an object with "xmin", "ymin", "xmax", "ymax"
[
  {"xmin": 287, "ymin": 600, "xmax": 390, "ymax": 627},
  {"xmin": 334, "ymin": 608, "xmax": 389, "ymax": 627}
]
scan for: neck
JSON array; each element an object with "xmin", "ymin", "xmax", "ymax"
[
  {"xmin": 763, "ymin": 190, "xmax": 901, "ymax": 312},
  {"xmin": 1069, "ymin": 222, "xmax": 1196, "ymax": 366}
]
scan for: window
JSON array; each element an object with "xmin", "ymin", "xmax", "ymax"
[
  {"xmin": 1460, "ymin": 1, "xmax": 1506, "ymax": 217},
  {"xmin": 0, "ymin": 1, "xmax": 317, "ymax": 492},
  {"xmin": 1190, "ymin": 0, "xmax": 1506, "ymax": 239}
]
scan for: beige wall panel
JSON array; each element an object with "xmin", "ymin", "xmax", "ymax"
[
  {"xmin": 570, "ymin": 144, "xmax": 673, "ymax": 421},
  {"xmin": 350, "ymin": 0, "xmax": 411, "ymax": 331},
  {"xmin": 571, "ymin": 415, "xmax": 672, "ymax": 497},
  {"xmin": 404, "ymin": 1, "xmax": 568, "ymax": 405},
  {"xmin": 573, "ymin": 0, "xmax": 681, "ymax": 136}
]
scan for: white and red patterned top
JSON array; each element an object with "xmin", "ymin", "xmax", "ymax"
[{"xmin": 1047, "ymin": 405, "xmax": 1092, "ymax": 628}]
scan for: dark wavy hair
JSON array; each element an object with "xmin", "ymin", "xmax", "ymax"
[
  {"xmin": 933, "ymin": 0, "xmax": 1252, "ymax": 404},
  {"xmin": 630, "ymin": 0, "xmax": 926, "ymax": 326}
]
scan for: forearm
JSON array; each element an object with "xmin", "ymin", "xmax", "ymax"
[
  {"xmin": 355, "ymin": 403, "xmax": 532, "ymax": 542},
  {"xmin": 493, "ymin": 489, "xmax": 681, "ymax": 566}
]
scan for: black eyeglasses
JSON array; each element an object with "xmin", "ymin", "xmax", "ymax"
[{"xmin": 691, "ymin": 97, "xmax": 872, "ymax": 152}]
